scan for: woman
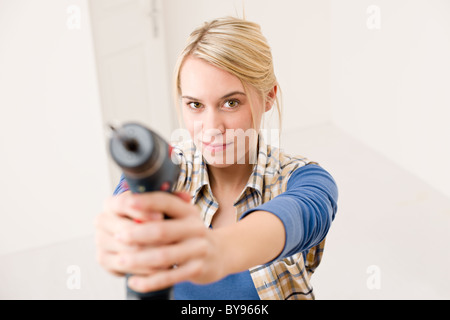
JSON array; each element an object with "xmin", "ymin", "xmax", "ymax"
[{"xmin": 95, "ymin": 17, "xmax": 338, "ymax": 300}]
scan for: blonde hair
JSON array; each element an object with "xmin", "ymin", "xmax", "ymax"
[{"xmin": 173, "ymin": 16, "xmax": 282, "ymax": 133}]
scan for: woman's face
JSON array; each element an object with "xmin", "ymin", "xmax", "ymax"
[{"xmin": 179, "ymin": 56, "xmax": 266, "ymax": 167}]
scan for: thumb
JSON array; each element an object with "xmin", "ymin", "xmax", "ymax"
[{"xmin": 174, "ymin": 191, "xmax": 191, "ymax": 203}]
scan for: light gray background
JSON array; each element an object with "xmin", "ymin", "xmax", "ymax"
[{"xmin": 0, "ymin": 0, "xmax": 449, "ymax": 299}]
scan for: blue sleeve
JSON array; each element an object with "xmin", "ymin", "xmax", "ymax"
[
  {"xmin": 113, "ymin": 174, "xmax": 130, "ymax": 196},
  {"xmin": 239, "ymin": 164, "xmax": 338, "ymax": 261}
]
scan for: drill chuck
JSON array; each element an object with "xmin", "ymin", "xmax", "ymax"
[{"xmin": 109, "ymin": 122, "xmax": 180, "ymax": 194}]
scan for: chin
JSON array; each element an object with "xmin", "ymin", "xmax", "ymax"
[
  {"xmin": 205, "ymin": 162, "xmax": 234, "ymax": 169},
  {"xmin": 202, "ymin": 152, "xmax": 251, "ymax": 168},
  {"xmin": 202, "ymin": 154, "xmax": 234, "ymax": 167},
  {"xmin": 195, "ymin": 141, "xmax": 251, "ymax": 167}
]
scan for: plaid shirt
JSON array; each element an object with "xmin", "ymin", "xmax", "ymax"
[{"xmin": 170, "ymin": 135, "xmax": 325, "ymax": 300}]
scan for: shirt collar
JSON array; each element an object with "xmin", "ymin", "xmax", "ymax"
[
  {"xmin": 241, "ymin": 134, "xmax": 269, "ymax": 199},
  {"xmin": 191, "ymin": 148, "xmax": 210, "ymax": 204}
]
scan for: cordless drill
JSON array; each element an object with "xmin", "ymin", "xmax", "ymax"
[{"xmin": 108, "ymin": 122, "xmax": 181, "ymax": 300}]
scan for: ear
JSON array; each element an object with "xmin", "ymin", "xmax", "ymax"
[{"xmin": 265, "ymin": 85, "xmax": 278, "ymax": 112}]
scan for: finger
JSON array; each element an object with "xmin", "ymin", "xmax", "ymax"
[
  {"xmin": 128, "ymin": 259, "xmax": 204, "ymax": 293},
  {"xmin": 120, "ymin": 237, "xmax": 208, "ymax": 271},
  {"xmin": 96, "ymin": 229, "xmax": 142, "ymax": 254},
  {"xmin": 174, "ymin": 191, "xmax": 191, "ymax": 203},
  {"xmin": 96, "ymin": 250, "xmax": 129, "ymax": 276},
  {"xmin": 129, "ymin": 192, "xmax": 196, "ymax": 220},
  {"xmin": 115, "ymin": 218, "xmax": 206, "ymax": 246},
  {"xmin": 96, "ymin": 229, "xmax": 119, "ymax": 253},
  {"xmin": 106, "ymin": 193, "xmax": 165, "ymax": 222},
  {"xmin": 131, "ymin": 212, "xmax": 164, "ymax": 224},
  {"xmin": 103, "ymin": 191, "xmax": 131, "ymax": 216},
  {"xmin": 95, "ymin": 208, "xmax": 136, "ymax": 237},
  {"xmin": 97, "ymin": 247, "xmax": 159, "ymax": 276}
]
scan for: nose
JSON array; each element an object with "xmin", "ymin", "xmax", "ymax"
[{"xmin": 201, "ymin": 108, "xmax": 225, "ymax": 142}]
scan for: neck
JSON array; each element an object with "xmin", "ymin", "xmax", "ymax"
[{"xmin": 207, "ymin": 163, "xmax": 254, "ymax": 195}]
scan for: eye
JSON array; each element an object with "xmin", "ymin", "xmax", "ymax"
[
  {"xmin": 188, "ymin": 102, "xmax": 203, "ymax": 110},
  {"xmin": 223, "ymin": 99, "xmax": 240, "ymax": 109}
]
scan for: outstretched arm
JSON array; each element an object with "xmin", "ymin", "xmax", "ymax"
[{"xmin": 95, "ymin": 165, "xmax": 338, "ymax": 293}]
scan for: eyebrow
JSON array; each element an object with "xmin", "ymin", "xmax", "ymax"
[{"xmin": 181, "ymin": 91, "xmax": 246, "ymax": 101}]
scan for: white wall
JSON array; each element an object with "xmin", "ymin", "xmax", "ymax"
[
  {"xmin": 330, "ymin": 0, "xmax": 450, "ymax": 198},
  {"xmin": 1, "ymin": 0, "xmax": 448, "ymax": 299},
  {"xmin": 163, "ymin": 0, "xmax": 450, "ymax": 198},
  {"xmin": 162, "ymin": 0, "xmax": 331, "ymax": 133},
  {"xmin": 0, "ymin": 0, "xmax": 111, "ymax": 255}
]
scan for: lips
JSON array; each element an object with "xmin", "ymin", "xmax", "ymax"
[
  {"xmin": 203, "ymin": 142, "xmax": 231, "ymax": 147},
  {"xmin": 202, "ymin": 141, "xmax": 233, "ymax": 151}
]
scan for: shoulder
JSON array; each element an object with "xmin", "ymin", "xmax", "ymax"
[
  {"xmin": 263, "ymin": 144, "xmax": 337, "ymax": 200},
  {"xmin": 285, "ymin": 162, "xmax": 339, "ymax": 207},
  {"xmin": 266, "ymin": 145, "xmax": 339, "ymax": 212},
  {"xmin": 264, "ymin": 144, "xmax": 317, "ymax": 190}
]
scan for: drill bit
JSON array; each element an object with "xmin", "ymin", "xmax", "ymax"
[{"xmin": 108, "ymin": 123, "xmax": 139, "ymax": 152}]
